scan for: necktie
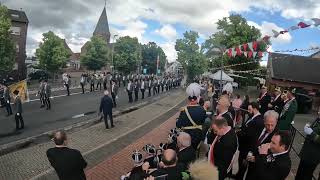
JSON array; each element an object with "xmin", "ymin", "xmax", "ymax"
[{"xmin": 257, "ymin": 131, "xmax": 268, "ymax": 145}]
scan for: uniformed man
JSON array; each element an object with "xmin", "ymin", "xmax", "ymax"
[
  {"xmin": 13, "ymin": 90, "xmax": 24, "ymax": 130},
  {"xmin": 90, "ymin": 74, "xmax": 95, "ymax": 92},
  {"xmin": 110, "ymin": 80, "xmax": 118, "ymax": 107},
  {"xmin": 44, "ymin": 80, "xmax": 52, "ymax": 110},
  {"xmin": 62, "ymin": 74, "xmax": 70, "ymax": 96},
  {"xmin": 38, "ymin": 80, "xmax": 45, "ymax": 108},
  {"xmin": 296, "ymin": 107, "xmax": 320, "ymax": 180},
  {"xmin": 257, "ymin": 85, "xmax": 271, "ymax": 115},
  {"xmin": 268, "ymin": 87, "xmax": 284, "ymax": 114},
  {"xmin": 278, "ymin": 88, "xmax": 298, "ymax": 130},
  {"xmin": 122, "ymin": 74, "xmax": 126, "ymax": 87},
  {"xmin": 176, "ymin": 84, "xmax": 206, "ymax": 149},
  {"xmin": 153, "ymin": 78, "xmax": 158, "ymax": 95},
  {"xmin": 3, "ymin": 83, "xmax": 13, "ymax": 116},
  {"xmin": 147, "ymin": 78, "xmax": 152, "ymax": 97},
  {"xmin": 127, "ymin": 79, "xmax": 134, "ymax": 103},
  {"xmin": 140, "ymin": 79, "xmax": 146, "ymax": 99},
  {"xmin": 134, "ymin": 79, "xmax": 140, "ymax": 102}
]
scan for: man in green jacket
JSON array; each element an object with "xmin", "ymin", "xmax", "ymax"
[{"xmin": 278, "ymin": 89, "xmax": 298, "ymax": 130}]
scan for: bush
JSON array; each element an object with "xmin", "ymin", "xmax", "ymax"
[{"xmin": 28, "ymin": 70, "xmax": 51, "ymax": 80}]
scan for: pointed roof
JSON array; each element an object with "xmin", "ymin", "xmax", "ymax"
[{"xmin": 93, "ymin": 7, "xmax": 110, "ymax": 36}]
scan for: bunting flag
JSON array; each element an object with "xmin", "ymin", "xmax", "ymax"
[
  {"xmin": 232, "ymin": 48, "xmax": 237, "ymax": 57},
  {"xmin": 235, "ymin": 46, "xmax": 242, "ymax": 56},
  {"xmin": 253, "ymin": 41, "xmax": 258, "ymax": 51},
  {"xmin": 280, "ymin": 30, "xmax": 288, "ymax": 34},
  {"xmin": 243, "ymin": 51, "xmax": 248, "ymax": 57},
  {"xmin": 262, "ymin": 35, "xmax": 271, "ymax": 42},
  {"xmin": 253, "ymin": 51, "xmax": 258, "ymax": 58},
  {"xmin": 248, "ymin": 51, "xmax": 253, "ymax": 58},
  {"xmin": 312, "ymin": 18, "xmax": 320, "ymax": 26},
  {"xmin": 258, "ymin": 51, "xmax": 264, "ymax": 58},
  {"xmin": 298, "ymin": 22, "xmax": 311, "ymax": 28},
  {"xmin": 248, "ymin": 42, "xmax": 253, "ymax": 51},
  {"xmin": 228, "ymin": 48, "xmax": 232, "ymax": 57},
  {"xmin": 272, "ymin": 30, "xmax": 280, "ymax": 38}
]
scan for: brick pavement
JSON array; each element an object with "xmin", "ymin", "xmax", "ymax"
[{"xmin": 86, "ymin": 112, "xmax": 179, "ymax": 180}]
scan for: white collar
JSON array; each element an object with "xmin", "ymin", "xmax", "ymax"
[
  {"xmin": 246, "ymin": 113, "xmax": 261, "ymax": 125},
  {"xmin": 274, "ymin": 94, "xmax": 281, "ymax": 101},
  {"xmin": 273, "ymin": 150, "xmax": 288, "ymax": 157},
  {"xmin": 220, "ymin": 110, "xmax": 228, "ymax": 116}
]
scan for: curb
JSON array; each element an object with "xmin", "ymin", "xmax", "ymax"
[{"xmin": 0, "ymin": 101, "xmax": 148, "ymax": 157}]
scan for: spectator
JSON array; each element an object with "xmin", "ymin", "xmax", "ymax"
[
  {"xmin": 121, "ymin": 150, "xmax": 150, "ymax": 180},
  {"xmin": 99, "ymin": 90, "xmax": 114, "ymax": 129},
  {"xmin": 177, "ymin": 132, "xmax": 196, "ymax": 170},
  {"xmin": 245, "ymin": 110, "xmax": 279, "ymax": 180},
  {"xmin": 240, "ymin": 95, "xmax": 250, "ymax": 123},
  {"xmin": 279, "ymin": 88, "xmax": 297, "ymax": 130},
  {"xmin": 149, "ymin": 149, "xmax": 183, "ymax": 180},
  {"xmin": 13, "ymin": 90, "xmax": 24, "ymax": 130},
  {"xmin": 188, "ymin": 159, "xmax": 219, "ymax": 180},
  {"xmin": 216, "ymin": 95, "xmax": 234, "ymax": 127},
  {"xmin": 232, "ymin": 94, "xmax": 243, "ymax": 123},
  {"xmin": 254, "ymin": 131, "xmax": 292, "ymax": 180},
  {"xmin": 46, "ymin": 131, "xmax": 87, "ymax": 180},
  {"xmin": 257, "ymin": 85, "xmax": 271, "ymax": 115},
  {"xmin": 208, "ymin": 117, "xmax": 237, "ymax": 180},
  {"xmin": 295, "ymin": 107, "xmax": 320, "ymax": 180}
]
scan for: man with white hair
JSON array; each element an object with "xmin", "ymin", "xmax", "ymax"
[
  {"xmin": 99, "ymin": 90, "xmax": 114, "ymax": 129},
  {"xmin": 245, "ymin": 110, "xmax": 279, "ymax": 180},
  {"xmin": 177, "ymin": 132, "xmax": 196, "ymax": 170}
]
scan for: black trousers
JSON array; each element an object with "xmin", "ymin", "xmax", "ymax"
[
  {"xmin": 103, "ymin": 112, "xmax": 113, "ymax": 128},
  {"xmin": 45, "ymin": 95, "xmax": 51, "ymax": 109},
  {"xmin": 103, "ymin": 82, "xmax": 107, "ymax": 90},
  {"xmin": 96, "ymin": 83, "xmax": 101, "ymax": 90},
  {"xmin": 127, "ymin": 90, "xmax": 133, "ymax": 103},
  {"xmin": 161, "ymin": 85, "xmax": 164, "ymax": 92},
  {"xmin": 235, "ymin": 153, "xmax": 248, "ymax": 180},
  {"xmin": 153, "ymin": 87, "xmax": 157, "ymax": 95},
  {"xmin": 296, "ymin": 159, "xmax": 320, "ymax": 180},
  {"xmin": 123, "ymin": 81, "xmax": 126, "ymax": 87},
  {"xmin": 15, "ymin": 113, "xmax": 24, "ymax": 129},
  {"xmin": 80, "ymin": 83, "xmax": 85, "ymax": 94},
  {"xmin": 141, "ymin": 89, "xmax": 145, "ymax": 99},
  {"xmin": 134, "ymin": 90, "xmax": 139, "ymax": 101},
  {"xmin": 148, "ymin": 87, "xmax": 151, "ymax": 97},
  {"xmin": 40, "ymin": 93, "xmax": 45, "ymax": 106},
  {"xmin": 90, "ymin": 83, "xmax": 95, "ymax": 92},
  {"xmin": 5, "ymin": 100, "xmax": 12, "ymax": 115},
  {"xmin": 111, "ymin": 92, "xmax": 117, "ymax": 107},
  {"xmin": 65, "ymin": 84, "xmax": 70, "ymax": 96}
]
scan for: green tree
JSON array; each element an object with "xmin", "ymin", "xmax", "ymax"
[
  {"xmin": 202, "ymin": 14, "xmax": 269, "ymax": 85},
  {"xmin": 113, "ymin": 36, "xmax": 141, "ymax": 74},
  {"xmin": 0, "ymin": 5, "xmax": 15, "ymax": 75},
  {"xmin": 80, "ymin": 36, "xmax": 109, "ymax": 72},
  {"xmin": 175, "ymin": 31, "xmax": 207, "ymax": 82},
  {"xmin": 141, "ymin": 42, "xmax": 167, "ymax": 74},
  {"xmin": 36, "ymin": 31, "xmax": 71, "ymax": 76}
]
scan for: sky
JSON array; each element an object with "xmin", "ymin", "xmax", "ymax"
[{"xmin": 3, "ymin": 0, "xmax": 320, "ymax": 65}]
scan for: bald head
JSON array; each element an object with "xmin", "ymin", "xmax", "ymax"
[
  {"xmin": 177, "ymin": 132, "xmax": 192, "ymax": 148},
  {"xmin": 162, "ymin": 149, "xmax": 177, "ymax": 166},
  {"xmin": 53, "ymin": 131, "xmax": 67, "ymax": 146}
]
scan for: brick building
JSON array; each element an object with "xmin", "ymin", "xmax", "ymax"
[{"xmin": 8, "ymin": 9, "xmax": 29, "ymax": 80}]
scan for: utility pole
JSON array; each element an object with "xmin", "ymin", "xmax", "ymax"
[{"xmin": 111, "ymin": 34, "xmax": 118, "ymax": 73}]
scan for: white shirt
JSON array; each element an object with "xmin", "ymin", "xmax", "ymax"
[
  {"xmin": 141, "ymin": 81, "xmax": 145, "ymax": 89},
  {"xmin": 127, "ymin": 82, "xmax": 131, "ymax": 91},
  {"xmin": 112, "ymin": 84, "xmax": 115, "ymax": 92},
  {"xmin": 273, "ymin": 150, "xmax": 288, "ymax": 157}
]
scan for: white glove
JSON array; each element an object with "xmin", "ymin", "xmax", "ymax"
[
  {"xmin": 17, "ymin": 113, "xmax": 20, "ymax": 116},
  {"xmin": 7, "ymin": 100, "xmax": 10, "ymax": 104},
  {"xmin": 304, "ymin": 124, "xmax": 313, "ymax": 135}
]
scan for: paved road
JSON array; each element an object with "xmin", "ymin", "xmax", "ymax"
[{"xmin": 0, "ymin": 85, "xmax": 179, "ymax": 145}]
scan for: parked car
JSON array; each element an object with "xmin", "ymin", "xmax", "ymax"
[{"xmin": 28, "ymin": 70, "xmax": 50, "ymax": 80}]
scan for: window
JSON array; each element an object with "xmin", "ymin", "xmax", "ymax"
[
  {"xmin": 10, "ymin": 26, "xmax": 21, "ymax": 36},
  {"xmin": 16, "ymin": 44, "xmax": 19, "ymax": 52},
  {"xmin": 11, "ymin": 14, "xmax": 19, "ymax": 18}
]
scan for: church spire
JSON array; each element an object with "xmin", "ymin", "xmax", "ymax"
[{"xmin": 93, "ymin": 3, "xmax": 111, "ymax": 43}]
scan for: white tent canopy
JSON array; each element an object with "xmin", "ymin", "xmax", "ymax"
[{"xmin": 209, "ymin": 70, "xmax": 234, "ymax": 82}]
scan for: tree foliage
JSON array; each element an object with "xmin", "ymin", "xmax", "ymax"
[
  {"xmin": 141, "ymin": 42, "xmax": 167, "ymax": 74},
  {"xmin": 175, "ymin": 31, "xmax": 207, "ymax": 82},
  {"xmin": 36, "ymin": 31, "xmax": 71, "ymax": 74},
  {"xmin": 113, "ymin": 36, "xmax": 141, "ymax": 74},
  {"xmin": 80, "ymin": 36, "xmax": 109, "ymax": 71},
  {"xmin": 0, "ymin": 5, "xmax": 15, "ymax": 74}
]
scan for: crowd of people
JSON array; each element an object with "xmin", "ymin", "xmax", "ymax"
[{"xmin": 118, "ymin": 79, "xmax": 319, "ymax": 180}]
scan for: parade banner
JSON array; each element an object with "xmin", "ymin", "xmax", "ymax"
[{"xmin": 9, "ymin": 80, "xmax": 29, "ymax": 103}]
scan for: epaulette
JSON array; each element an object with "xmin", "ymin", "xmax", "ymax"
[{"xmin": 180, "ymin": 107, "xmax": 185, "ymax": 112}]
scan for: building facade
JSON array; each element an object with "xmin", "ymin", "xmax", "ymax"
[{"xmin": 8, "ymin": 9, "xmax": 29, "ymax": 80}]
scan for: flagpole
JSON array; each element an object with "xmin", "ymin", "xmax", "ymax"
[{"xmin": 156, "ymin": 54, "xmax": 159, "ymax": 76}]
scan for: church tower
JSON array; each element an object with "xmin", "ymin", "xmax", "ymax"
[{"xmin": 93, "ymin": 6, "xmax": 111, "ymax": 43}]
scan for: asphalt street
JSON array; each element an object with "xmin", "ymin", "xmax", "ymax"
[{"xmin": 0, "ymin": 85, "xmax": 178, "ymax": 145}]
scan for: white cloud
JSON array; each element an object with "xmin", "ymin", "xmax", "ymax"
[
  {"xmin": 155, "ymin": 24, "xmax": 177, "ymax": 41},
  {"xmin": 159, "ymin": 42, "xmax": 177, "ymax": 63}
]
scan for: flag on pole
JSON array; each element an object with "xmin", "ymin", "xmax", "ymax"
[
  {"xmin": 156, "ymin": 55, "xmax": 160, "ymax": 75},
  {"xmin": 9, "ymin": 80, "xmax": 29, "ymax": 103}
]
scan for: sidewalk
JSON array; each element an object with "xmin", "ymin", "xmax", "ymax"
[
  {"xmin": 86, "ymin": 113, "xmax": 179, "ymax": 180},
  {"xmin": 0, "ymin": 90, "xmax": 185, "ymax": 180}
]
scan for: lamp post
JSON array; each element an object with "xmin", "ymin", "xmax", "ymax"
[
  {"xmin": 111, "ymin": 34, "xmax": 118, "ymax": 73},
  {"xmin": 210, "ymin": 45, "xmax": 225, "ymax": 94}
]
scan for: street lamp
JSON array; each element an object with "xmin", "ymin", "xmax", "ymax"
[{"xmin": 111, "ymin": 34, "xmax": 118, "ymax": 73}]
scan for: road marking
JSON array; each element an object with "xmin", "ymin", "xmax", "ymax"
[
  {"xmin": 28, "ymin": 92, "xmax": 84, "ymax": 102},
  {"xmin": 72, "ymin": 114, "xmax": 85, "ymax": 119}
]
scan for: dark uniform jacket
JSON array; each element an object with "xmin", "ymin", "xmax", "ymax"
[
  {"xmin": 279, "ymin": 98, "xmax": 297, "ymax": 130},
  {"xmin": 14, "ymin": 96, "xmax": 22, "ymax": 113},
  {"xmin": 255, "ymin": 152, "xmax": 291, "ymax": 180},
  {"xmin": 270, "ymin": 95, "xmax": 284, "ymax": 114},
  {"xmin": 150, "ymin": 166, "xmax": 183, "ymax": 180},
  {"xmin": 46, "ymin": 147, "xmax": 87, "ymax": 180},
  {"xmin": 212, "ymin": 129, "xmax": 238, "ymax": 180},
  {"xmin": 99, "ymin": 95, "xmax": 113, "ymax": 114},
  {"xmin": 3, "ymin": 88, "xmax": 10, "ymax": 101},
  {"xmin": 237, "ymin": 114, "xmax": 264, "ymax": 158},
  {"xmin": 177, "ymin": 146, "xmax": 196, "ymax": 170},
  {"xmin": 258, "ymin": 93, "xmax": 271, "ymax": 115},
  {"xmin": 176, "ymin": 105, "xmax": 206, "ymax": 149},
  {"xmin": 300, "ymin": 117, "xmax": 320, "ymax": 164},
  {"xmin": 44, "ymin": 84, "xmax": 51, "ymax": 97}
]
